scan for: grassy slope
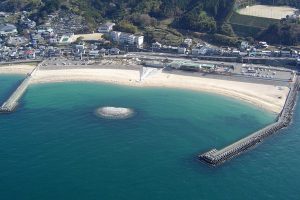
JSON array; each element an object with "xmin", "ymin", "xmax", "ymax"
[{"xmin": 229, "ymin": 11, "xmax": 279, "ymax": 36}]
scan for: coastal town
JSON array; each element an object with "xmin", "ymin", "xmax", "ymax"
[
  {"xmin": 1, "ymin": 0, "xmax": 300, "ymax": 199},
  {"xmin": 0, "ymin": 8, "xmax": 300, "ymax": 165},
  {"xmin": 0, "ymin": 10, "xmax": 300, "ymax": 66}
]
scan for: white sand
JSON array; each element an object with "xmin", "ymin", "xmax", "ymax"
[
  {"xmin": 238, "ymin": 5, "xmax": 298, "ymax": 19},
  {"xmin": 0, "ymin": 64, "xmax": 36, "ymax": 75},
  {"xmin": 29, "ymin": 68, "xmax": 289, "ymax": 114}
]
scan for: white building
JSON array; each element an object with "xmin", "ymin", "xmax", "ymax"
[
  {"xmin": 111, "ymin": 31, "xmax": 144, "ymax": 48},
  {"xmin": 98, "ymin": 22, "xmax": 115, "ymax": 33},
  {"xmin": 0, "ymin": 24, "xmax": 17, "ymax": 36},
  {"xmin": 134, "ymin": 36, "xmax": 144, "ymax": 48}
]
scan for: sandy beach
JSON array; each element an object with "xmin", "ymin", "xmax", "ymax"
[
  {"xmin": 0, "ymin": 64, "xmax": 36, "ymax": 75},
  {"xmin": 0, "ymin": 63, "xmax": 289, "ymax": 113},
  {"xmin": 29, "ymin": 67, "xmax": 289, "ymax": 114}
]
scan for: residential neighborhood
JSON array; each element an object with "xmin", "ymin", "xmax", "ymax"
[{"xmin": 0, "ymin": 10, "xmax": 299, "ymax": 66}]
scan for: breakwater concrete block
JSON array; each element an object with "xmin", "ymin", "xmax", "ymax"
[{"xmin": 199, "ymin": 76, "xmax": 300, "ymax": 166}]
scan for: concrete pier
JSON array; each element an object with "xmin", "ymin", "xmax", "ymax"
[
  {"xmin": 0, "ymin": 65, "xmax": 39, "ymax": 113},
  {"xmin": 199, "ymin": 75, "xmax": 300, "ymax": 166}
]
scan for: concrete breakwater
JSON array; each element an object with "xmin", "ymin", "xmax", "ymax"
[
  {"xmin": 0, "ymin": 76, "xmax": 31, "ymax": 112},
  {"xmin": 199, "ymin": 75, "xmax": 300, "ymax": 166},
  {"xmin": 0, "ymin": 65, "xmax": 39, "ymax": 113}
]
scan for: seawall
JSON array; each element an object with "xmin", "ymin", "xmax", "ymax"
[{"xmin": 199, "ymin": 75, "xmax": 300, "ymax": 166}]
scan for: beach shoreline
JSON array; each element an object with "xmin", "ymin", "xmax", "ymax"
[
  {"xmin": 0, "ymin": 64, "xmax": 36, "ymax": 75},
  {"xmin": 0, "ymin": 64, "xmax": 289, "ymax": 114}
]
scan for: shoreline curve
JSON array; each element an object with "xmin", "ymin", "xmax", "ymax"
[{"xmin": 1, "ymin": 65, "xmax": 290, "ymax": 114}]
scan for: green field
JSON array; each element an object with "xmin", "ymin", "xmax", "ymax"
[
  {"xmin": 145, "ymin": 27, "xmax": 183, "ymax": 46},
  {"xmin": 229, "ymin": 12, "xmax": 279, "ymax": 36}
]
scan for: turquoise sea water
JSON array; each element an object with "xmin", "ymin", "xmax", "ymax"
[{"xmin": 0, "ymin": 75, "xmax": 299, "ymax": 200}]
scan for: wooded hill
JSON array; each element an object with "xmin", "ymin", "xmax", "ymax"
[
  {"xmin": 0, "ymin": 0, "xmax": 299, "ymax": 46},
  {"xmin": 0, "ymin": 0, "xmax": 235, "ymax": 33}
]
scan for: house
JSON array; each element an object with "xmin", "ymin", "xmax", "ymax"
[
  {"xmin": 0, "ymin": 24, "xmax": 17, "ymax": 36},
  {"xmin": 184, "ymin": 38, "xmax": 193, "ymax": 47},
  {"xmin": 99, "ymin": 48, "xmax": 107, "ymax": 55},
  {"xmin": 0, "ymin": 12, "xmax": 9, "ymax": 18},
  {"xmin": 280, "ymin": 50, "xmax": 291, "ymax": 57},
  {"xmin": 37, "ymin": 27, "xmax": 54, "ymax": 34},
  {"xmin": 192, "ymin": 48, "xmax": 201, "ymax": 55},
  {"xmin": 119, "ymin": 33, "xmax": 132, "ymax": 44},
  {"xmin": 24, "ymin": 50, "xmax": 36, "ymax": 59},
  {"xmin": 178, "ymin": 47, "xmax": 187, "ymax": 54},
  {"xmin": 152, "ymin": 42, "xmax": 162, "ymax": 49},
  {"xmin": 7, "ymin": 36, "xmax": 28, "ymax": 46},
  {"xmin": 110, "ymin": 31, "xmax": 121, "ymax": 42},
  {"xmin": 98, "ymin": 22, "xmax": 115, "ymax": 33},
  {"xmin": 261, "ymin": 50, "xmax": 272, "ymax": 57},
  {"xmin": 89, "ymin": 50, "xmax": 100, "ymax": 58},
  {"xmin": 291, "ymin": 50, "xmax": 298, "ymax": 58},
  {"xmin": 231, "ymin": 50, "xmax": 241, "ymax": 56},
  {"xmin": 258, "ymin": 41, "xmax": 268, "ymax": 48},
  {"xmin": 199, "ymin": 47, "xmax": 209, "ymax": 55},
  {"xmin": 109, "ymin": 48, "xmax": 120, "ymax": 55},
  {"xmin": 49, "ymin": 38, "xmax": 58, "ymax": 44},
  {"xmin": 240, "ymin": 41, "xmax": 249, "ymax": 50},
  {"xmin": 21, "ymin": 17, "xmax": 36, "ymax": 29},
  {"xmin": 74, "ymin": 44, "xmax": 85, "ymax": 53}
]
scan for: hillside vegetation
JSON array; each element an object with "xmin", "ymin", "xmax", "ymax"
[
  {"xmin": 0, "ymin": 0, "xmax": 235, "ymax": 33},
  {"xmin": 0, "ymin": 0, "xmax": 299, "ymax": 45}
]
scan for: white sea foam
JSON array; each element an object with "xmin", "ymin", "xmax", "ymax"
[{"xmin": 96, "ymin": 107, "xmax": 134, "ymax": 119}]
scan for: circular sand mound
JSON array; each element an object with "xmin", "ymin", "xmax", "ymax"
[{"xmin": 96, "ymin": 107, "xmax": 134, "ymax": 119}]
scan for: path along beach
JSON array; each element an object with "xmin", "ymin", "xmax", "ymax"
[{"xmin": 0, "ymin": 63, "xmax": 289, "ymax": 114}]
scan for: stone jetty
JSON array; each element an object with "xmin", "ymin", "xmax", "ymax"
[
  {"xmin": 199, "ymin": 75, "xmax": 300, "ymax": 166},
  {"xmin": 0, "ymin": 64, "xmax": 40, "ymax": 113}
]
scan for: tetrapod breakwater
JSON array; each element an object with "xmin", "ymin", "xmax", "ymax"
[{"xmin": 199, "ymin": 75, "xmax": 300, "ymax": 166}]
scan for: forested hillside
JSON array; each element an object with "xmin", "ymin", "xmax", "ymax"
[
  {"xmin": 0, "ymin": 0, "xmax": 235, "ymax": 33},
  {"xmin": 0, "ymin": 0, "xmax": 299, "ymax": 45}
]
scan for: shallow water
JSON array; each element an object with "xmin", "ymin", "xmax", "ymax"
[{"xmin": 0, "ymin": 75, "xmax": 299, "ymax": 200}]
